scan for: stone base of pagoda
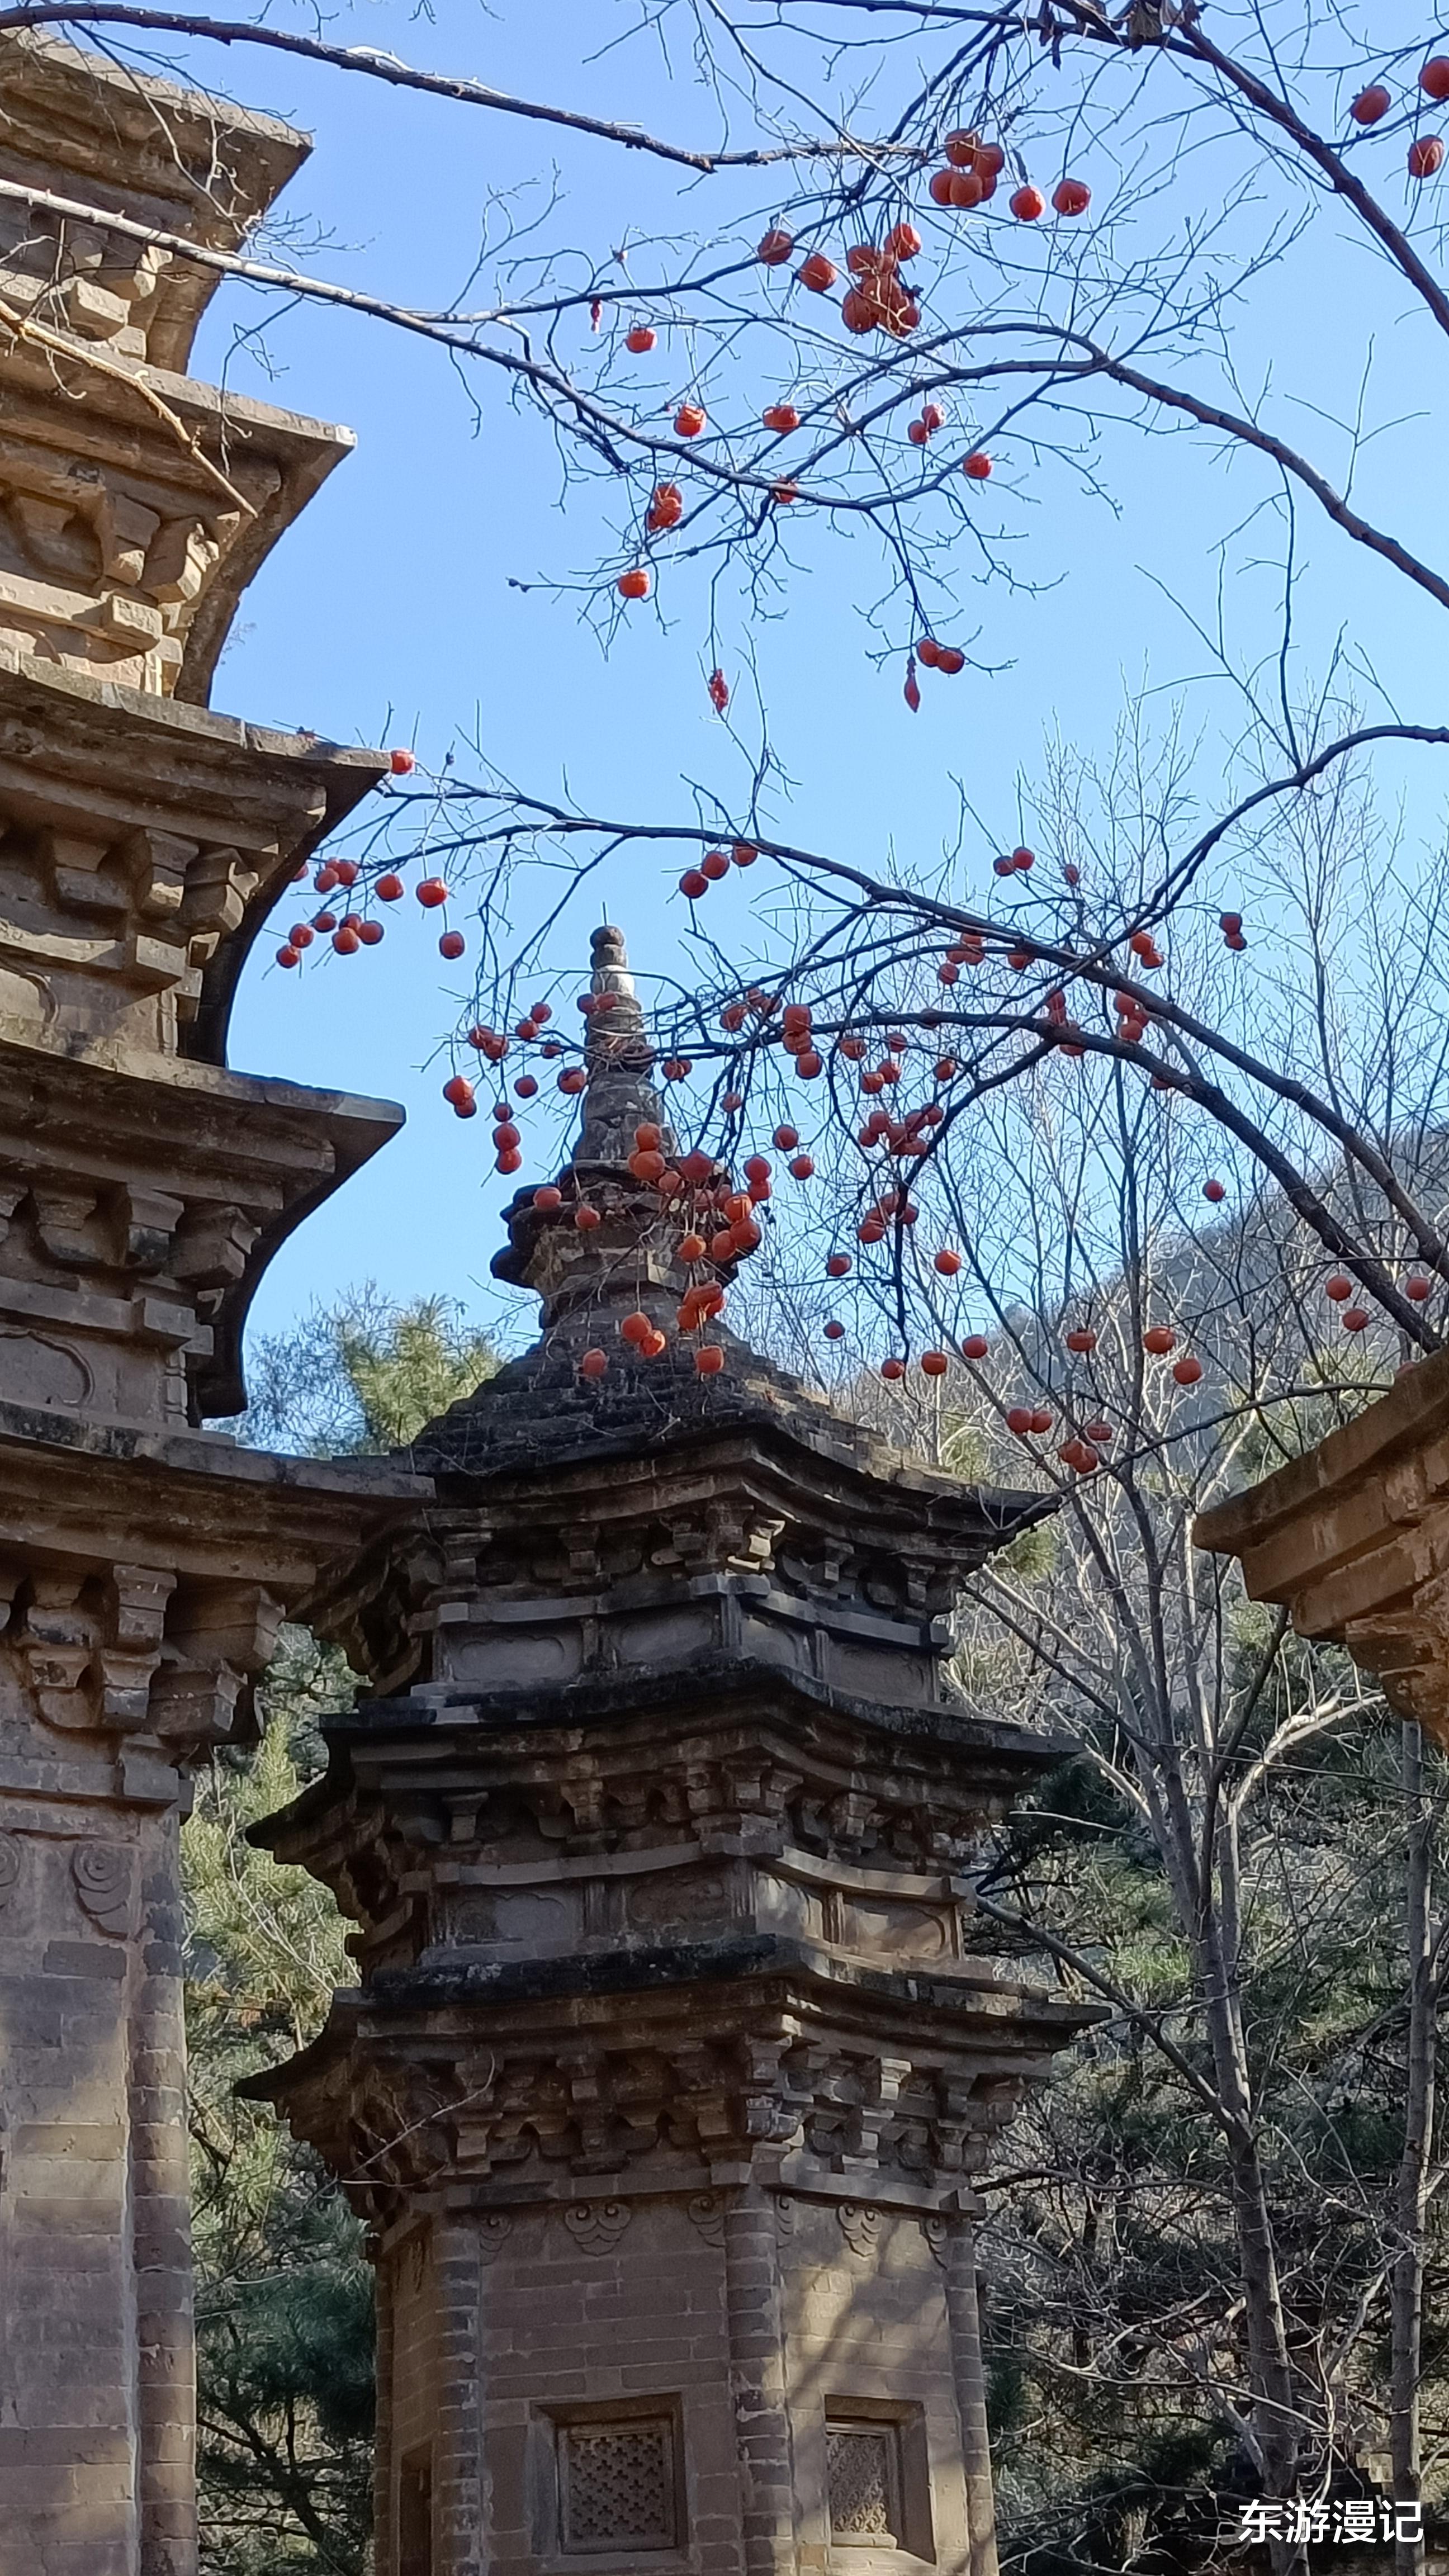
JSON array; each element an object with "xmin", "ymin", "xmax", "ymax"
[
  {"xmin": 372, "ymin": 2178, "xmax": 995, "ymax": 2576},
  {"xmin": 247, "ymin": 1936, "xmax": 1092, "ymax": 2576}
]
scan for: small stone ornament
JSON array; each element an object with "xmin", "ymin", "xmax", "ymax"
[
  {"xmin": 686, "ymin": 2192, "xmax": 727, "ymax": 2246},
  {"xmin": 564, "ymin": 2199, "xmax": 632, "ymax": 2254},
  {"xmin": 478, "ymin": 2214, "xmax": 513, "ymax": 2261},
  {"xmin": 837, "ymin": 2203, "xmax": 881, "ymax": 2258},
  {"xmin": 71, "ymin": 1841, "xmax": 135, "ymax": 1937}
]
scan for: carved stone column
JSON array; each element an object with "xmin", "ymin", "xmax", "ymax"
[{"xmin": 723, "ymin": 2188, "xmax": 799, "ymax": 2576}]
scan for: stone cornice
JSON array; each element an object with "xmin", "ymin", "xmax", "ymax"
[
  {"xmin": 0, "ymin": 33, "xmax": 309, "ymax": 375},
  {"xmin": 0, "ymin": 41, "xmax": 362, "ymax": 708},
  {"xmin": 249, "ymin": 1659, "xmax": 1067, "ymax": 1926},
  {"xmin": 397, "ymin": 1349, "xmax": 1049, "ymax": 1598},
  {"xmin": 1195, "ymin": 1348, "xmax": 1449, "ymax": 1743},
  {"xmin": 0, "ymin": 1394, "xmax": 428, "ymax": 1570},
  {"xmin": 0, "ymin": 1029, "xmax": 401, "ymax": 1416},
  {"xmin": 0, "ymin": 1398, "xmax": 429, "ymax": 1761},
  {"xmin": 0, "ymin": 342, "xmax": 354, "ymax": 697},
  {"xmin": 240, "ymin": 1938, "xmax": 1098, "ymax": 2224},
  {"xmin": 0, "ymin": 647, "xmax": 385, "ymax": 1062}
]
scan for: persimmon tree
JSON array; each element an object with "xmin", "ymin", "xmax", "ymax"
[
  {"xmin": 834, "ymin": 866, "xmax": 1449, "ymax": 2560},
  {"xmin": 15, "ymin": 0, "xmax": 1449, "ymax": 1366},
  {"xmin": 25, "ymin": 4, "xmax": 1449, "ymax": 2553}
]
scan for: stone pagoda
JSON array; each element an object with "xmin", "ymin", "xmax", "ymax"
[
  {"xmin": 249, "ymin": 927, "xmax": 1096, "ymax": 2576},
  {"xmin": 1197, "ymin": 1343, "xmax": 1449, "ymax": 1745},
  {"xmin": 0, "ymin": 36, "xmax": 424, "ymax": 2574}
]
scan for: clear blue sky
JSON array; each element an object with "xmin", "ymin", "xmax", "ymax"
[{"xmin": 160, "ymin": 2, "xmax": 1449, "ymax": 1360}]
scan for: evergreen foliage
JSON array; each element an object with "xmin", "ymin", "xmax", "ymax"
[
  {"xmin": 231, "ymin": 1287, "xmax": 497, "ymax": 1457},
  {"xmin": 186, "ymin": 1296, "xmax": 495, "ymax": 2570}
]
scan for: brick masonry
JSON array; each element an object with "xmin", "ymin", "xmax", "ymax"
[
  {"xmin": 1196, "ymin": 1341, "xmax": 1449, "ymax": 1743},
  {"xmin": 0, "ymin": 34, "xmax": 423, "ymax": 2572},
  {"xmin": 248, "ymin": 929, "xmax": 1101, "ymax": 2576}
]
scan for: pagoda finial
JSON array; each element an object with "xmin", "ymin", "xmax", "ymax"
[
  {"xmin": 572, "ymin": 924, "xmax": 673, "ymax": 1169},
  {"xmin": 493, "ymin": 922, "xmax": 699, "ymax": 1318}
]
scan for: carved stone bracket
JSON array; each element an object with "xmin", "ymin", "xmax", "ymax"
[
  {"xmin": 102, "ymin": 1564, "xmax": 177, "ymax": 1727},
  {"xmin": 31, "ymin": 1187, "xmax": 98, "ymax": 1268},
  {"xmin": 10, "ymin": 1566, "xmax": 278, "ymax": 1748},
  {"xmin": 14, "ymin": 1574, "xmax": 95, "ymax": 1727},
  {"xmin": 0, "ymin": 1829, "xmax": 22, "ymax": 1911},
  {"xmin": 116, "ymin": 1184, "xmax": 185, "ymax": 1275}
]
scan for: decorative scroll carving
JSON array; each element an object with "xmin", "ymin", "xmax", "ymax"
[
  {"xmin": 71, "ymin": 1841, "xmax": 135, "ymax": 1936},
  {"xmin": 0, "ymin": 1326, "xmax": 92, "ymax": 1409},
  {"xmin": 477, "ymin": 2213, "xmax": 513, "ymax": 2262},
  {"xmin": 0, "ymin": 1830, "xmax": 22, "ymax": 1911},
  {"xmin": 685, "ymin": 2192, "xmax": 726, "ymax": 2247},
  {"xmin": 922, "ymin": 2215, "xmax": 951, "ymax": 2267},
  {"xmin": 837, "ymin": 2203, "xmax": 880, "ymax": 2259},
  {"xmin": 562, "ymin": 2200, "xmax": 631, "ymax": 2255}
]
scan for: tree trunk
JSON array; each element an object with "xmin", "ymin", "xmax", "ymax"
[
  {"xmin": 1179, "ymin": 1791, "xmax": 1308, "ymax": 2572},
  {"xmin": 1390, "ymin": 1720, "xmax": 1435, "ymax": 2576}
]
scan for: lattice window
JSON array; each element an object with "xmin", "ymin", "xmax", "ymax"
[
  {"xmin": 559, "ymin": 2417, "xmax": 679, "ymax": 2554},
  {"xmin": 827, "ymin": 2423, "xmax": 905, "ymax": 2548}
]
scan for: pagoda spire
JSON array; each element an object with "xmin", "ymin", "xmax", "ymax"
[
  {"xmin": 493, "ymin": 922, "xmax": 712, "ymax": 1328},
  {"xmin": 572, "ymin": 922, "xmax": 673, "ymax": 1168}
]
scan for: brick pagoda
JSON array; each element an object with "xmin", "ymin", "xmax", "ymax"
[
  {"xmin": 249, "ymin": 927, "xmax": 1096, "ymax": 2576},
  {"xmin": 0, "ymin": 36, "xmax": 424, "ymax": 2574},
  {"xmin": 1197, "ymin": 1344, "xmax": 1449, "ymax": 1747}
]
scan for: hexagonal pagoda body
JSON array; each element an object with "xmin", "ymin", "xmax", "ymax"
[
  {"xmin": 0, "ymin": 37, "xmax": 422, "ymax": 2576},
  {"xmin": 248, "ymin": 931, "xmax": 1097, "ymax": 2576}
]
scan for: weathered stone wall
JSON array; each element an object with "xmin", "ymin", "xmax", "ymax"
[
  {"xmin": 364, "ymin": 2190, "xmax": 992, "ymax": 2576},
  {"xmin": 0, "ymin": 1744, "xmax": 191, "ymax": 2574},
  {"xmin": 0, "ymin": 34, "xmax": 420, "ymax": 2574}
]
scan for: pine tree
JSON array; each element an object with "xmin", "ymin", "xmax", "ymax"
[{"xmin": 187, "ymin": 1297, "xmax": 496, "ymax": 2572}]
